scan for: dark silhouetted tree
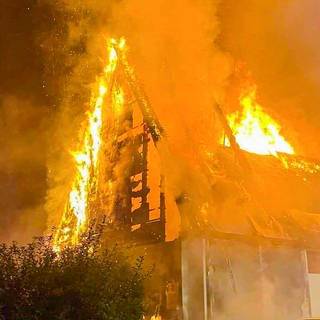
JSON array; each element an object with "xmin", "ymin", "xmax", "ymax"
[{"xmin": 0, "ymin": 228, "xmax": 146, "ymax": 320}]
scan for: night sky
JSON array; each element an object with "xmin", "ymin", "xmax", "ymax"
[{"xmin": 0, "ymin": 1, "xmax": 64, "ymax": 241}]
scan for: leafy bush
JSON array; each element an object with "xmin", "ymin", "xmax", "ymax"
[{"xmin": 0, "ymin": 229, "xmax": 146, "ymax": 320}]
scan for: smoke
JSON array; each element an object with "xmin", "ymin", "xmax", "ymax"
[
  {"xmin": 0, "ymin": 96, "xmax": 48, "ymax": 243},
  {"xmin": 108, "ymin": 0, "xmax": 234, "ymax": 234},
  {"xmin": 112, "ymin": 0, "xmax": 231, "ymax": 150},
  {"xmin": 0, "ymin": 0, "xmax": 318, "ymax": 317},
  {"xmin": 45, "ymin": 0, "xmax": 320, "ymax": 234},
  {"xmin": 218, "ymin": 0, "xmax": 320, "ymax": 158},
  {"xmin": 1, "ymin": 0, "xmax": 318, "ymax": 249},
  {"xmin": 44, "ymin": 0, "xmax": 232, "ymax": 231},
  {"xmin": 206, "ymin": 241, "xmax": 309, "ymax": 320}
]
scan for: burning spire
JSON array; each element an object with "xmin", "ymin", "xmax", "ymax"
[
  {"xmin": 53, "ymin": 38, "xmax": 126, "ymax": 250},
  {"xmin": 53, "ymin": 36, "xmax": 164, "ymax": 250}
]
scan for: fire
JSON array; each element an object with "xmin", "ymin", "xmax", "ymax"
[
  {"xmin": 280, "ymin": 155, "xmax": 320, "ymax": 175},
  {"xmin": 223, "ymin": 85, "xmax": 295, "ymax": 157},
  {"xmin": 53, "ymin": 38, "xmax": 126, "ymax": 250},
  {"xmin": 222, "ymin": 83, "xmax": 320, "ymax": 175}
]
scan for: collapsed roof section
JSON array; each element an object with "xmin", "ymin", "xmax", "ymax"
[{"xmin": 180, "ymin": 146, "xmax": 320, "ymax": 248}]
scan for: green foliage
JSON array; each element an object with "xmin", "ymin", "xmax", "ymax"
[{"xmin": 0, "ymin": 229, "xmax": 146, "ymax": 320}]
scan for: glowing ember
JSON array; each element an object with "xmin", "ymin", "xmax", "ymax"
[
  {"xmin": 223, "ymin": 85, "xmax": 295, "ymax": 157},
  {"xmin": 280, "ymin": 155, "xmax": 320, "ymax": 175},
  {"xmin": 53, "ymin": 38, "xmax": 126, "ymax": 250}
]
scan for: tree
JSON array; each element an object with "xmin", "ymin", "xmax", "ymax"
[{"xmin": 0, "ymin": 228, "xmax": 147, "ymax": 320}]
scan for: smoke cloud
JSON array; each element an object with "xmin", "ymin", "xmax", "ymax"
[
  {"xmin": 3, "ymin": 0, "xmax": 316, "ymax": 242},
  {"xmin": 1, "ymin": 0, "xmax": 319, "ymax": 318},
  {"xmin": 45, "ymin": 0, "xmax": 232, "ymax": 231}
]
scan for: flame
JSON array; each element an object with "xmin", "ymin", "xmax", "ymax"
[
  {"xmin": 223, "ymin": 85, "xmax": 295, "ymax": 157},
  {"xmin": 222, "ymin": 84, "xmax": 320, "ymax": 175},
  {"xmin": 53, "ymin": 38, "xmax": 126, "ymax": 250}
]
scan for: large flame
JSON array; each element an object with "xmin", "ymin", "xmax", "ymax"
[
  {"xmin": 53, "ymin": 38, "xmax": 126, "ymax": 250},
  {"xmin": 223, "ymin": 84, "xmax": 320, "ymax": 175},
  {"xmin": 223, "ymin": 85, "xmax": 295, "ymax": 157}
]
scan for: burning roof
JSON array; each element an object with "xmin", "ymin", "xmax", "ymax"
[
  {"xmin": 201, "ymin": 82, "xmax": 320, "ymax": 248},
  {"xmin": 52, "ymin": 37, "xmax": 320, "ymax": 251},
  {"xmin": 203, "ymin": 147, "xmax": 320, "ymax": 248}
]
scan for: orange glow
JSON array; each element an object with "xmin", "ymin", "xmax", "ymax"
[
  {"xmin": 223, "ymin": 85, "xmax": 295, "ymax": 157},
  {"xmin": 53, "ymin": 38, "xmax": 126, "ymax": 251}
]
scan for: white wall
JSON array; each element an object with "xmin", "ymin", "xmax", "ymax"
[{"xmin": 309, "ymin": 273, "xmax": 320, "ymax": 317}]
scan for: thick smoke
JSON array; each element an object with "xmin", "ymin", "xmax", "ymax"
[
  {"xmin": 109, "ymin": 0, "xmax": 233, "ymax": 233},
  {"xmin": 44, "ymin": 0, "xmax": 320, "ymax": 236},
  {"xmin": 45, "ymin": 0, "xmax": 232, "ymax": 230},
  {"xmin": 1, "ymin": 0, "xmax": 319, "ymax": 318},
  {"xmin": 112, "ymin": 0, "xmax": 231, "ymax": 150}
]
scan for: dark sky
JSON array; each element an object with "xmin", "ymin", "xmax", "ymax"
[
  {"xmin": 0, "ymin": 0, "xmax": 60, "ymax": 241},
  {"xmin": 0, "ymin": 0, "xmax": 102, "ymax": 242}
]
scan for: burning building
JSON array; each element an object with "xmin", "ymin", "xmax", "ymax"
[{"xmin": 51, "ymin": 38, "xmax": 320, "ymax": 320}]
